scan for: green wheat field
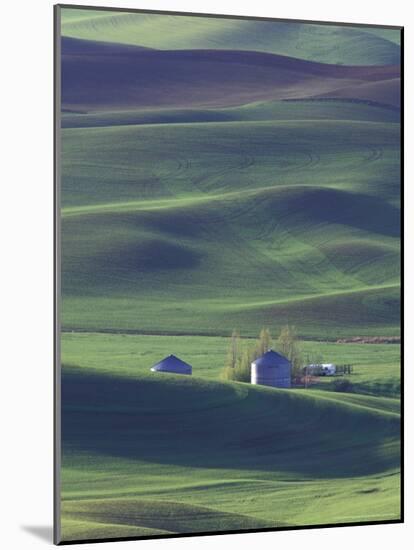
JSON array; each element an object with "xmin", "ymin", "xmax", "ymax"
[{"xmin": 58, "ymin": 6, "xmax": 401, "ymax": 543}]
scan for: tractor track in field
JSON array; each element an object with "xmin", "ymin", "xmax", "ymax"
[
  {"xmin": 360, "ymin": 146, "xmax": 384, "ymax": 164},
  {"xmin": 176, "ymin": 146, "xmax": 315, "ymax": 288},
  {"xmin": 62, "ymin": 122, "xmax": 398, "ymax": 303}
]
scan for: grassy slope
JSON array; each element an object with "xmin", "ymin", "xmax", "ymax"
[
  {"xmin": 60, "ymin": 368, "xmax": 400, "ymax": 541},
  {"xmin": 61, "ymin": 119, "xmax": 400, "ymax": 338},
  {"xmin": 62, "ymin": 99, "xmax": 400, "ymax": 129},
  {"xmin": 61, "ymin": 38, "xmax": 399, "ymax": 112},
  {"xmin": 58, "ymin": 26, "xmax": 401, "ymax": 542},
  {"xmin": 60, "ymin": 8, "xmax": 400, "ymax": 65},
  {"xmin": 61, "ymin": 333, "xmax": 400, "ymax": 399},
  {"xmin": 315, "ymin": 78, "xmax": 400, "ymax": 108}
]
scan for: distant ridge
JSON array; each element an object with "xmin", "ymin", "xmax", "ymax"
[
  {"xmin": 60, "ymin": 10, "xmax": 401, "ymax": 66},
  {"xmin": 62, "ymin": 37, "xmax": 400, "ymax": 112},
  {"xmin": 61, "ymin": 35, "xmax": 154, "ymax": 55}
]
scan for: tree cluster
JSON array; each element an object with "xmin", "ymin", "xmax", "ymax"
[{"xmin": 221, "ymin": 325, "xmax": 303, "ymax": 383}]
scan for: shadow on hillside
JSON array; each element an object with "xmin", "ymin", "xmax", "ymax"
[{"xmin": 61, "ymin": 370, "xmax": 399, "ymax": 479}]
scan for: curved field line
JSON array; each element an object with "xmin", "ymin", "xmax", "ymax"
[{"xmin": 221, "ymin": 283, "xmax": 399, "ymax": 311}]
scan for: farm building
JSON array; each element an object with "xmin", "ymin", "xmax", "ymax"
[
  {"xmin": 306, "ymin": 363, "xmax": 336, "ymax": 376},
  {"xmin": 151, "ymin": 354, "xmax": 192, "ymax": 375},
  {"xmin": 251, "ymin": 350, "xmax": 291, "ymax": 388}
]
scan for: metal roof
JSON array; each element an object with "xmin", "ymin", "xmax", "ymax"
[
  {"xmin": 252, "ymin": 349, "xmax": 291, "ymax": 368},
  {"xmin": 151, "ymin": 354, "xmax": 192, "ymax": 374}
]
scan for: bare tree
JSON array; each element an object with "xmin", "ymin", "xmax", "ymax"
[
  {"xmin": 226, "ymin": 329, "xmax": 241, "ymax": 370},
  {"xmin": 223, "ymin": 327, "xmax": 303, "ymax": 384},
  {"xmin": 256, "ymin": 328, "xmax": 272, "ymax": 356},
  {"xmin": 235, "ymin": 347, "xmax": 254, "ymax": 382},
  {"xmin": 277, "ymin": 325, "xmax": 303, "ymax": 378}
]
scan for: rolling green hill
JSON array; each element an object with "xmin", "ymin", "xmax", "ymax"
[
  {"xmin": 60, "ymin": 8, "xmax": 400, "ymax": 66},
  {"xmin": 61, "ymin": 119, "xmax": 400, "ymax": 338},
  {"xmin": 62, "ymin": 332, "xmax": 400, "ymax": 398},
  {"xmin": 61, "ymin": 37, "xmax": 400, "ymax": 112},
  {"xmin": 62, "ymin": 99, "xmax": 400, "ymax": 129},
  {"xmin": 57, "ymin": 12, "xmax": 401, "ymax": 543},
  {"xmin": 61, "ymin": 368, "xmax": 400, "ymax": 541}
]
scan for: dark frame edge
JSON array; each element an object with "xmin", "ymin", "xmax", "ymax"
[
  {"xmin": 399, "ymin": 25, "xmax": 404, "ymax": 525},
  {"xmin": 54, "ymin": 3, "xmax": 62, "ymax": 546}
]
